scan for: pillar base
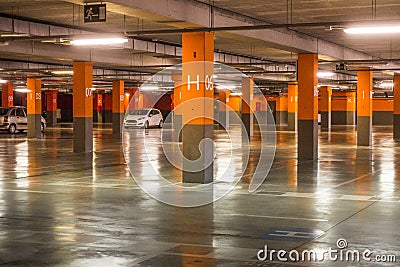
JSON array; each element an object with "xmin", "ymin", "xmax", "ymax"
[
  {"xmin": 27, "ymin": 114, "xmax": 42, "ymax": 139},
  {"xmin": 182, "ymin": 124, "xmax": 213, "ymax": 184},
  {"xmin": 298, "ymin": 120, "xmax": 318, "ymax": 160},
  {"xmin": 287, "ymin": 112, "xmax": 297, "ymax": 131},
  {"xmin": 47, "ymin": 111, "xmax": 57, "ymax": 126},
  {"xmin": 242, "ymin": 113, "xmax": 253, "ymax": 138},
  {"xmin": 357, "ymin": 116, "xmax": 372, "ymax": 146},
  {"xmin": 112, "ymin": 113, "xmax": 124, "ymax": 137},
  {"xmin": 320, "ymin": 111, "xmax": 331, "ymax": 131},
  {"xmin": 394, "ymin": 114, "xmax": 400, "ymax": 140},
  {"xmin": 73, "ymin": 117, "xmax": 93, "ymax": 153},
  {"xmin": 173, "ymin": 114, "xmax": 182, "ymax": 142}
]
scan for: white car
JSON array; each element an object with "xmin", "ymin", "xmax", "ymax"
[
  {"xmin": 0, "ymin": 106, "xmax": 46, "ymax": 134},
  {"xmin": 124, "ymin": 108, "xmax": 163, "ymax": 129}
]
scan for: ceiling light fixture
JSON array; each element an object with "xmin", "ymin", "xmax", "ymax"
[
  {"xmin": 140, "ymin": 85, "xmax": 159, "ymax": 91},
  {"xmin": 14, "ymin": 87, "xmax": 31, "ymax": 93},
  {"xmin": 344, "ymin": 25, "xmax": 400, "ymax": 34},
  {"xmin": 317, "ymin": 71, "xmax": 335, "ymax": 78},
  {"xmin": 0, "ymin": 79, "xmax": 7, "ymax": 84},
  {"xmin": 51, "ymin": 70, "xmax": 74, "ymax": 75},
  {"xmin": 380, "ymin": 81, "xmax": 394, "ymax": 88},
  {"xmin": 70, "ymin": 37, "xmax": 128, "ymax": 46}
]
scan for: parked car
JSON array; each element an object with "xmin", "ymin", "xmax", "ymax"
[
  {"xmin": 0, "ymin": 106, "xmax": 46, "ymax": 134},
  {"xmin": 124, "ymin": 108, "xmax": 163, "ymax": 129}
]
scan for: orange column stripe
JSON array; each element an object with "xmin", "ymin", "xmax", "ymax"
[
  {"xmin": 394, "ymin": 75, "xmax": 400, "ymax": 115},
  {"xmin": 45, "ymin": 90, "xmax": 57, "ymax": 112},
  {"xmin": 242, "ymin": 77, "xmax": 254, "ymax": 114},
  {"xmin": 319, "ymin": 86, "xmax": 332, "ymax": 112},
  {"xmin": 357, "ymin": 68, "xmax": 373, "ymax": 117},
  {"xmin": 181, "ymin": 32, "xmax": 214, "ymax": 125},
  {"xmin": 288, "ymin": 82, "xmax": 298, "ymax": 113},
  {"xmin": 298, "ymin": 54, "xmax": 318, "ymax": 120},
  {"xmin": 112, "ymin": 80, "xmax": 124, "ymax": 113},
  {"xmin": 27, "ymin": 78, "xmax": 42, "ymax": 115},
  {"xmin": 73, "ymin": 61, "xmax": 93, "ymax": 118},
  {"xmin": 2, "ymin": 82, "xmax": 13, "ymax": 107}
]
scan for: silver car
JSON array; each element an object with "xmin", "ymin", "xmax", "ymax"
[{"xmin": 0, "ymin": 106, "xmax": 46, "ymax": 134}]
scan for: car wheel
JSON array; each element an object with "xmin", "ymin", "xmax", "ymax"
[
  {"xmin": 158, "ymin": 120, "xmax": 163, "ymax": 128},
  {"xmin": 8, "ymin": 124, "xmax": 16, "ymax": 134},
  {"xmin": 144, "ymin": 121, "xmax": 149, "ymax": 129},
  {"xmin": 41, "ymin": 123, "xmax": 45, "ymax": 133}
]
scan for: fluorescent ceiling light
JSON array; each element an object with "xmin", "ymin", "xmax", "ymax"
[
  {"xmin": 344, "ymin": 26, "xmax": 400, "ymax": 34},
  {"xmin": 0, "ymin": 33, "xmax": 31, "ymax": 38},
  {"xmin": 230, "ymin": 92, "xmax": 242, "ymax": 96},
  {"xmin": 14, "ymin": 88, "xmax": 31, "ymax": 93},
  {"xmin": 140, "ymin": 85, "xmax": 159, "ymax": 91},
  {"xmin": 317, "ymin": 71, "xmax": 335, "ymax": 78},
  {"xmin": 70, "ymin": 38, "xmax": 128, "ymax": 46},
  {"xmin": 51, "ymin": 70, "xmax": 73, "ymax": 75},
  {"xmin": 0, "ymin": 79, "xmax": 7, "ymax": 84},
  {"xmin": 380, "ymin": 81, "xmax": 394, "ymax": 88}
]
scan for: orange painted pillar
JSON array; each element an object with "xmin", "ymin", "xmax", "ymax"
[
  {"xmin": 112, "ymin": 80, "xmax": 124, "ymax": 137},
  {"xmin": 287, "ymin": 82, "xmax": 298, "ymax": 131},
  {"xmin": 2, "ymin": 82, "xmax": 13, "ymax": 107},
  {"xmin": 27, "ymin": 78, "xmax": 42, "ymax": 138},
  {"xmin": 297, "ymin": 54, "xmax": 318, "ymax": 160},
  {"xmin": 357, "ymin": 68, "xmax": 373, "ymax": 146},
  {"xmin": 181, "ymin": 32, "xmax": 214, "ymax": 183},
  {"xmin": 172, "ymin": 71, "xmax": 183, "ymax": 142},
  {"xmin": 394, "ymin": 75, "xmax": 400, "ymax": 140},
  {"xmin": 93, "ymin": 90, "xmax": 103, "ymax": 123},
  {"xmin": 73, "ymin": 61, "xmax": 93, "ymax": 153},
  {"xmin": 242, "ymin": 77, "xmax": 254, "ymax": 137},
  {"xmin": 319, "ymin": 86, "xmax": 332, "ymax": 131},
  {"xmin": 218, "ymin": 89, "xmax": 230, "ymax": 129},
  {"xmin": 45, "ymin": 90, "xmax": 58, "ymax": 126}
]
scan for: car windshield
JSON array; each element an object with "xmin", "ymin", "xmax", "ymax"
[
  {"xmin": 128, "ymin": 109, "xmax": 149, "ymax": 116},
  {"xmin": 0, "ymin": 108, "xmax": 9, "ymax": 116}
]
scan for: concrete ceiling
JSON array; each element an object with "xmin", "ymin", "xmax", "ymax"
[{"xmin": 0, "ymin": 0, "xmax": 399, "ymax": 89}]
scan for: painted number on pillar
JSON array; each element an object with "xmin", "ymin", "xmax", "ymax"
[
  {"xmin": 85, "ymin": 88, "xmax": 92, "ymax": 97},
  {"xmin": 35, "ymin": 93, "xmax": 41, "ymax": 100},
  {"xmin": 120, "ymin": 95, "xmax": 124, "ymax": 101},
  {"xmin": 53, "ymin": 99, "xmax": 57, "ymax": 104},
  {"xmin": 187, "ymin": 75, "xmax": 214, "ymax": 91},
  {"xmin": 205, "ymin": 75, "xmax": 213, "ymax": 91},
  {"xmin": 8, "ymin": 96, "xmax": 13, "ymax": 102}
]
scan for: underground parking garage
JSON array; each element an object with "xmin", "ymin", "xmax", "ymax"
[{"xmin": 0, "ymin": 0, "xmax": 400, "ymax": 266}]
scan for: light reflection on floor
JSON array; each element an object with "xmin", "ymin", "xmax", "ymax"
[{"xmin": 0, "ymin": 123, "xmax": 398, "ymax": 266}]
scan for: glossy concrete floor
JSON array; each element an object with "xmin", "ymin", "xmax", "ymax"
[{"xmin": 0, "ymin": 123, "xmax": 399, "ymax": 266}]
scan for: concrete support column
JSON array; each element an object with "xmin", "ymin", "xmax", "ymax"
[
  {"xmin": 218, "ymin": 89, "xmax": 230, "ymax": 129},
  {"xmin": 94, "ymin": 90, "xmax": 103, "ymax": 123},
  {"xmin": 357, "ymin": 68, "xmax": 372, "ymax": 146},
  {"xmin": 73, "ymin": 61, "xmax": 93, "ymax": 153},
  {"xmin": 394, "ymin": 75, "xmax": 400, "ymax": 140},
  {"xmin": 112, "ymin": 80, "xmax": 124, "ymax": 137},
  {"xmin": 241, "ymin": 77, "xmax": 254, "ymax": 138},
  {"xmin": 2, "ymin": 82, "xmax": 13, "ymax": 107},
  {"xmin": 297, "ymin": 54, "xmax": 318, "ymax": 160},
  {"xmin": 319, "ymin": 86, "xmax": 332, "ymax": 131},
  {"xmin": 27, "ymin": 78, "xmax": 42, "ymax": 139},
  {"xmin": 172, "ymin": 71, "xmax": 182, "ymax": 142},
  {"xmin": 181, "ymin": 32, "xmax": 214, "ymax": 184},
  {"xmin": 45, "ymin": 90, "xmax": 58, "ymax": 126},
  {"xmin": 287, "ymin": 82, "xmax": 298, "ymax": 131}
]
